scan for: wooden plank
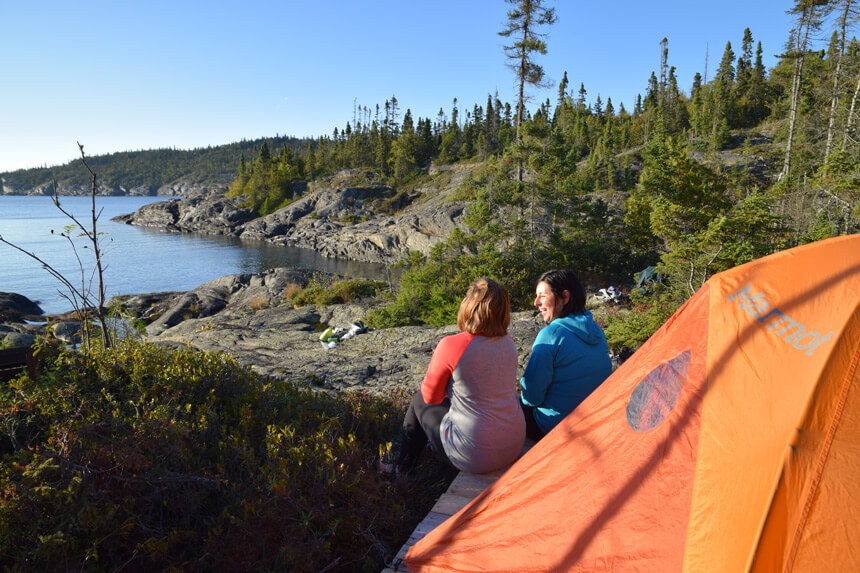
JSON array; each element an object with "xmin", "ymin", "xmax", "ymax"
[
  {"xmin": 430, "ymin": 492, "xmax": 473, "ymax": 516},
  {"xmin": 383, "ymin": 476, "xmax": 500, "ymax": 573},
  {"xmin": 393, "ymin": 544, "xmax": 410, "ymax": 562},
  {"xmin": 410, "ymin": 511, "xmax": 448, "ymax": 539},
  {"xmin": 382, "ymin": 560, "xmax": 411, "ymax": 573},
  {"xmin": 383, "ymin": 440, "xmax": 536, "ymax": 572},
  {"xmin": 383, "ymin": 511, "xmax": 450, "ymax": 573},
  {"xmin": 447, "ymin": 472, "xmax": 498, "ymax": 497}
]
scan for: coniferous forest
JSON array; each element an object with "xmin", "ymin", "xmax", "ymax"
[
  {"xmin": 5, "ymin": 2, "xmax": 858, "ymax": 341},
  {"xmin": 2, "ymin": 1, "xmax": 860, "ymax": 570},
  {"xmin": 227, "ymin": 0, "xmax": 860, "ymax": 347}
]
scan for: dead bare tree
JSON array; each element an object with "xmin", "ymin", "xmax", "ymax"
[
  {"xmin": 781, "ymin": 0, "xmax": 829, "ymax": 181},
  {"xmin": 0, "ymin": 143, "xmax": 112, "ymax": 348},
  {"xmin": 825, "ymin": 0, "xmax": 858, "ymax": 160},
  {"xmin": 841, "ymin": 71, "xmax": 860, "ymax": 149}
]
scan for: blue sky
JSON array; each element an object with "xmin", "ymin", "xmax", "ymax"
[{"xmin": 1, "ymin": 1, "xmax": 802, "ymax": 174}]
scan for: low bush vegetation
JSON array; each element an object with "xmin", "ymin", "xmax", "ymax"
[
  {"xmin": 0, "ymin": 338, "xmax": 455, "ymax": 571},
  {"xmin": 289, "ymin": 277, "xmax": 388, "ymax": 307}
]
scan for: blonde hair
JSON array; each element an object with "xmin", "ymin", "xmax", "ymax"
[{"xmin": 457, "ymin": 278, "xmax": 511, "ymax": 337}]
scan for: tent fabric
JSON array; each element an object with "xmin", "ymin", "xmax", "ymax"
[
  {"xmin": 635, "ymin": 265, "xmax": 662, "ymax": 289},
  {"xmin": 405, "ymin": 235, "xmax": 860, "ymax": 573}
]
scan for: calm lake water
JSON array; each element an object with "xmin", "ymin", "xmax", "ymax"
[{"xmin": 0, "ymin": 195, "xmax": 388, "ymax": 315}]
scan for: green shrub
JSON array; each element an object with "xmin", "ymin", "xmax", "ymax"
[
  {"xmin": 602, "ymin": 285, "xmax": 681, "ymax": 350},
  {"xmin": 375, "ymin": 190, "xmax": 408, "ymax": 214},
  {"xmin": 291, "ymin": 277, "xmax": 387, "ymax": 307},
  {"xmin": 363, "ymin": 239, "xmax": 530, "ymax": 329},
  {"xmin": 0, "ymin": 338, "xmax": 455, "ymax": 571}
]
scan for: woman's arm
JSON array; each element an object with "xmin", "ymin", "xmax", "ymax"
[
  {"xmin": 421, "ymin": 332, "xmax": 474, "ymax": 404},
  {"xmin": 520, "ymin": 329, "xmax": 556, "ymax": 407}
]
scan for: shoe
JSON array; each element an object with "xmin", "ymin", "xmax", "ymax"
[{"xmin": 377, "ymin": 460, "xmax": 396, "ymax": 473}]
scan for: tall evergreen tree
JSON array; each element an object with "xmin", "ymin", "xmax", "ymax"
[
  {"xmin": 736, "ymin": 28, "xmax": 756, "ymax": 125},
  {"xmin": 557, "ymin": 70, "xmax": 570, "ymax": 107},
  {"xmin": 709, "ymin": 41, "xmax": 737, "ymax": 149},
  {"xmin": 401, "ymin": 109, "xmax": 415, "ymax": 135},
  {"xmin": 483, "ymin": 94, "xmax": 499, "ymax": 155},
  {"xmin": 498, "ymin": 0, "xmax": 557, "ymax": 145},
  {"xmin": 663, "ymin": 66, "xmax": 689, "ymax": 134},
  {"xmin": 750, "ymin": 41, "xmax": 769, "ymax": 124},
  {"xmin": 644, "ymin": 72, "xmax": 660, "ymax": 110},
  {"xmin": 258, "ymin": 141, "xmax": 272, "ymax": 168}
]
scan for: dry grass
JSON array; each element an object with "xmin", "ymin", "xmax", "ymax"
[
  {"xmin": 282, "ymin": 283, "xmax": 304, "ymax": 302},
  {"xmin": 247, "ymin": 295, "xmax": 271, "ymax": 311}
]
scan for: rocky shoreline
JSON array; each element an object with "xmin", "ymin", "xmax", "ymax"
[
  {"xmin": 0, "ymin": 268, "xmax": 546, "ymax": 396},
  {"xmin": 111, "ymin": 166, "xmax": 479, "ymax": 264},
  {"xmin": 1, "ymin": 176, "xmax": 233, "ymax": 197}
]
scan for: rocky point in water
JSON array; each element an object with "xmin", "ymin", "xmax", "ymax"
[{"xmin": 111, "ymin": 166, "xmax": 478, "ymax": 264}]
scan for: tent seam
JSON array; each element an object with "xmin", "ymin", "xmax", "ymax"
[{"xmin": 784, "ymin": 332, "xmax": 860, "ymax": 572}]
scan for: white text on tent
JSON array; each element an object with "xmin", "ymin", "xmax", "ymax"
[{"xmin": 726, "ymin": 285, "xmax": 834, "ymax": 357}]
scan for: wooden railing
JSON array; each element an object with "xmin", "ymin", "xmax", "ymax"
[{"xmin": 0, "ymin": 347, "xmax": 37, "ymax": 382}]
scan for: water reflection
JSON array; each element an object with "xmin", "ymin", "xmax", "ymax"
[{"xmin": 133, "ymin": 227, "xmax": 391, "ymax": 282}]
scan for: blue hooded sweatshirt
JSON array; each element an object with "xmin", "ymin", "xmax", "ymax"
[{"xmin": 520, "ymin": 310, "xmax": 612, "ymax": 434}]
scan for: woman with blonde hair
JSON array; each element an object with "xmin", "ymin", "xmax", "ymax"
[{"xmin": 394, "ymin": 278, "xmax": 525, "ymax": 474}]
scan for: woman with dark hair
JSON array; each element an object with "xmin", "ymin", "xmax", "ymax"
[
  {"xmin": 394, "ymin": 278, "xmax": 525, "ymax": 474},
  {"xmin": 520, "ymin": 269, "xmax": 612, "ymax": 441}
]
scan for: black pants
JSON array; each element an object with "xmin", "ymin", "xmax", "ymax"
[
  {"xmin": 521, "ymin": 401, "xmax": 547, "ymax": 442},
  {"xmin": 397, "ymin": 391, "xmax": 454, "ymax": 471}
]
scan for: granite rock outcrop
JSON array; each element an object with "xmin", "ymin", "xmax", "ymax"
[
  {"xmin": 0, "ymin": 292, "xmax": 44, "ymax": 321},
  {"xmin": 112, "ymin": 166, "xmax": 479, "ymax": 263},
  {"xmin": 142, "ymin": 295, "xmax": 544, "ymax": 397}
]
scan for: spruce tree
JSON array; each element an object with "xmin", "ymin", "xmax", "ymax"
[
  {"xmin": 499, "ymin": 0, "xmax": 557, "ymax": 145},
  {"xmin": 401, "ymin": 109, "xmax": 415, "ymax": 135},
  {"xmin": 750, "ymin": 41, "xmax": 768, "ymax": 124},
  {"xmin": 557, "ymin": 70, "xmax": 569, "ymax": 107},
  {"xmin": 258, "ymin": 141, "xmax": 272, "ymax": 168},
  {"xmin": 736, "ymin": 29, "xmax": 755, "ymax": 126}
]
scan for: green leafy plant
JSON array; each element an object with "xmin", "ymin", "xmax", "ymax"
[{"xmin": 0, "ymin": 338, "xmax": 455, "ymax": 571}]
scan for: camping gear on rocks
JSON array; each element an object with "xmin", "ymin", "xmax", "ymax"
[
  {"xmin": 319, "ymin": 320, "xmax": 368, "ymax": 349},
  {"xmin": 596, "ymin": 285, "xmax": 625, "ymax": 304}
]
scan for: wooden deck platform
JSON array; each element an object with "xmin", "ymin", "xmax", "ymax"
[{"xmin": 382, "ymin": 441, "xmax": 534, "ymax": 573}]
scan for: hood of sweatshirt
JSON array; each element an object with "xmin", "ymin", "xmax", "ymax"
[{"xmin": 551, "ymin": 310, "xmax": 606, "ymax": 346}]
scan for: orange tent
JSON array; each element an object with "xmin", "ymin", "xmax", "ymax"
[{"xmin": 405, "ymin": 235, "xmax": 860, "ymax": 572}]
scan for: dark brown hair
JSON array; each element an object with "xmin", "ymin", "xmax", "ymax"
[
  {"xmin": 457, "ymin": 278, "xmax": 511, "ymax": 337},
  {"xmin": 538, "ymin": 269, "xmax": 586, "ymax": 318}
]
